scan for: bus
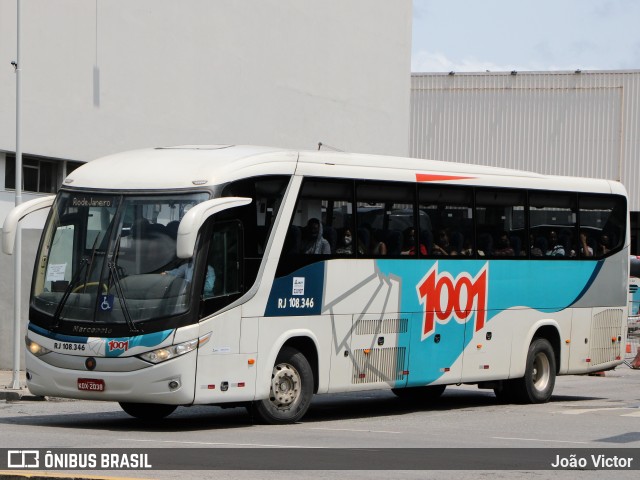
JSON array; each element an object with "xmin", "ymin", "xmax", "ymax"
[{"xmin": 2, "ymin": 145, "xmax": 630, "ymax": 423}]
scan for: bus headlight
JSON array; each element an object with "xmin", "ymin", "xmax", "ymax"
[
  {"xmin": 25, "ymin": 337, "xmax": 51, "ymax": 357},
  {"xmin": 138, "ymin": 333, "xmax": 211, "ymax": 364}
]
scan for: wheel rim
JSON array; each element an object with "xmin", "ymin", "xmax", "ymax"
[
  {"xmin": 269, "ymin": 362, "xmax": 301, "ymax": 411},
  {"xmin": 532, "ymin": 351, "xmax": 551, "ymax": 392}
]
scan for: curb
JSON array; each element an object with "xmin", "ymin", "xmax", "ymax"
[{"xmin": 0, "ymin": 390, "xmax": 46, "ymax": 402}]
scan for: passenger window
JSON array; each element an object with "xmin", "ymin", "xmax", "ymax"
[
  {"xmin": 288, "ymin": 179, "xmax": 353, "ymax": 256},
  {"xmin": 199, "ymin": 219, "xmax": 244, "ymax": 318},
  {"xmin": 529, "ymin": 192, "xmax": 577, "ymax": 258},
  {"xmin": 47, "ymin": 225, "xmax": 75, "ymax": 292},
  {"xmin": 419, "ymin": 187, "xmax": 473, "ymax": 257},
  {"xmin": 221, "ymin": 176, "xmax": 290, "ymax": 258},
  {"xmin": 204, "ymin": 220, "xmax": 242, "ymax": 300},
  {"xmin": 476, "ymin": 189, "xmax": 526, "ymax": 258},
  {"xmin": 356, "ymin": 182, "xmax": 416, "ymax": 257},
  {"xmin": 579, "ymin": 194, "xmax": 626, "ymax": 258},
  {"xmin": 277, "ymin": 179, "xmax": 353, "ymax": 277}
]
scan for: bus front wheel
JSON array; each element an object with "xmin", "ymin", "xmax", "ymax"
[
  {"xmin": 512, "ymin": 338, "xmax": 556, "ymax": 403},
  {"xmin": 119, "ymin": 402, "xmax": 177, "ymax": 420},
  {"xmin": 250, "ymin": 346, "xmax": 314, "ymax": 425}
]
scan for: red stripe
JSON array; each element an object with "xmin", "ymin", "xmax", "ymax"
[{"xmin": 416, "ymin": 173, "xmax": 475, "ymax": 182}]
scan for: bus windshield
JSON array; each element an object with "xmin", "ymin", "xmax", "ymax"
[{"xmin": 31, "ymin": 190, "xmax": 209, "ymax": 331}]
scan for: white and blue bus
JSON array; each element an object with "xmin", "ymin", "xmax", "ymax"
[{"xmin": 2, "ymin": 145, "xmax": 630, "ymax": 423}]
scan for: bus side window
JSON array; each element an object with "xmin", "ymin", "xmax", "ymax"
[
  {"xmin": 476, "ymin": 189, "xmax": 525, "ymax": 259},
  {"xmin": 419, "ymin": 186, "xmax": 473, "ymax": 258},
  {"xmin": 356, "ymin": 181, "xmax": 415, "ymax": 257},
  {"xmin": 291, "ymin": 180, "xmax": 353, "ymax": 253},
  {"xmin": 276, "ymin": 179, "xmax": 353, "ymax": 276},
  {"xmin": 221, "ymin": 175, "xmax": 290, "ymax": 288},
  {"xmin": 529, "ymin": 191, "xmax": 577, "ymax": 259},
  {"xmin": 202, "ymin": 220, "xmax": 243, "ymax": 302},
  {"xmin": 221, "ymin": 175, "xmax": 290, "ymax": 259},
  {"xmin": 579, "ymin": 194, "xmax": 627, "ymax": 258}
]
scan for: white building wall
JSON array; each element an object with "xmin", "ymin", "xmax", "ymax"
[
  {"xmin": 1, "ymin": 0, "xmax": 411, "ymax": 161},
  {"xmin": 410, "ymin": 71, "xmax": 640, "ymax": 212},
  {"xmin": 0, "ymin": 0, "xmax": 412, "ymax": 369}
]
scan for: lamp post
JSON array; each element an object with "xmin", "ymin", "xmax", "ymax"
[{"xmin": 11, "ymin": 0, "xmax": 23, "ymax": 390}]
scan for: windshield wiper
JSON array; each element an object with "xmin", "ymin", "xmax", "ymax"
[
  {"xmin": 51, "ymin": 234, "xmax": 102, "ymax": 329},
  {"xmin": 51, "ymin": 257, "xmax": 89, "ymax": 330},
  {"xmin": 106, "ymin": 236, "xmax": 141, "ymax": 334}
]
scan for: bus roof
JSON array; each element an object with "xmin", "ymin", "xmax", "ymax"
[{"xmin": 63, "ymin": 145, "xmax": 626, "ymax": 196}]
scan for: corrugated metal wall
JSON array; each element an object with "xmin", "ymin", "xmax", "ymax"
[{"xmin": 410, "ymin": 71, "xmax": 640, "ymax": 212}]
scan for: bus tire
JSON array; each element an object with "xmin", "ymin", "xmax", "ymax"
[
  {"xmin": 512, "ymin": 338, "xmax": 556, "ymax": 404},
  {"xmin": 392, "ymin": 384, "xmax": 446, "ymax": 403},
  {"xmin": 119, "ymin": 402, "xmax": 177, "ymax": 420},
  {"xmin": 251, "ymin": 346, "xmax": 314, "ymax": 425}
]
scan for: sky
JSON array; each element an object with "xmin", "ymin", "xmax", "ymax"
[{"xmin": 411, "ymin": 0, "xmax": 640, "ymax": 73}]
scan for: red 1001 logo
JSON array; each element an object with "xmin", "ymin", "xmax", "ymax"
[{"xmin": 417, "ymin": 262, "xmax": 488, "ymax": 340}]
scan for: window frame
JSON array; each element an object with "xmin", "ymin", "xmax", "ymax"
[{"xmin": 276, "ymin": 176, "xmax": 627, "ymax": 274}]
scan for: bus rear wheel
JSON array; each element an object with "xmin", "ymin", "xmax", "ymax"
[
  {"xmin": 512, "ymin": 338, "xmax": 556, "ymax": 403},
  {"xmin": 250, "ymin": 346, "xmax": 314, "ymax": 425},
  {"xmin": 119, "ymin": 402, "xmax": 177, "ymax": 420}
]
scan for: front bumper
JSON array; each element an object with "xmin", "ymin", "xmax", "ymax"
[{"xmin": 25, "ymin": 349, "xmax": 197, "ymax": 405}]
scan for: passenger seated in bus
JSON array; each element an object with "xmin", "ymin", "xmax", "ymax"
[
  {"xmin": 335, "ymin": 228, "xmax": 365, "ymax": 255},
  {"xmin": 545, "ymin": 230, "xmax": 565, "ymax": 257},
  {"xmin": 492, "ymin": 231, "xmax": 515, "ymax": 257},
  {"xmin": 597, "ymin": 233, "xmax": 611, "ymax": 256},
  {"xmin": 530, "ymin": 235, "xmax": 545, "ymax": 256},
  {"xmin": 432, "ymin": 229, "xmax": 457, "ymax": 256},
  {"xmin": 401, "ymin": 227, "xmax": 427, "ymax": 255},
  {"xmin": 370, "ymin": 230, "xmax": 388, "ymax": 255},
  {"xmin": 163, "ymin": 262, "xmax": 215, "ymax": 296},
  {"xmin": 335, "ymin": 228, "xmax": 353, "ymax": 254},
  {"xmin": 460, "ymin": 238, "xmax": 473, "ymax": 256},
  {"xmin": 302, "ymin": 218, "xmax": 331, "ymax": 254},
  {"xmin": 357, "ymin": 227, "xmax": 370, "ymax": 254},
  {"xmin": 577, "ymin": 230, "xmax": 593, "ymax": 257}
]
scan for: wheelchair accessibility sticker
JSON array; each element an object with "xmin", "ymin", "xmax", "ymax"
[{"xmin": 99, "ymin": 294, "xmax": 115, "ymax": 312}]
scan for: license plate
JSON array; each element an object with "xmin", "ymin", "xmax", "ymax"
[{"xmin": 77, "ymin": 378, "xmax": 105, "ymax": 392}]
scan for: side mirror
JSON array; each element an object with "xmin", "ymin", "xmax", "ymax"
[
  {"xmin": 176, "ymin": 197, "xmax": 252, "ymax": 258},
  {"xmin": 2, "ymin": 195, "xmax": 56, "ymax": 255}
]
